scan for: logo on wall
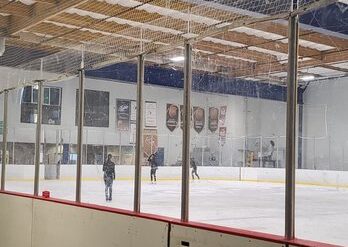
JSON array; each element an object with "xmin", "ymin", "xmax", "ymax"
[
  {"xmin": 166, "ymin": 104, "xmax": 179, "ymax": 132},
  {"xmin": 219, "ymin": 127, "xmax": 227, "ymax": 146},
  {"xmin": 208, "ymin": 107, "xmax": 219, "ymax": 132},
  {"xmin": 219, "ymin": 106, "xmax": 227, "ymax": 126},
  {"xmin": 116, "ymin": 99, "xmax": 130, "ymax": 131},
  {"xmin": 193, "ymin": 107, "xmax": 205, "ymax": 133}
]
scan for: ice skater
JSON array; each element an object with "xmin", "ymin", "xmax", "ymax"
[
  {"xmin": 148, "ymin": 152, "xmax": 158, "ymax": 183},
  {"xmin": 103, "ymin": 153, "xmax": 116, "ymax": 201},
  {"xmin": 190, "ymin": 157, "xmax": 200, "ymax": 180}
]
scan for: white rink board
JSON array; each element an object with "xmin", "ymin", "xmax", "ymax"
[
  {"xmin": 5, "ymin": 165, "xmax": 348, "ymax": 187},
  {"xmin": 0, "ymin": 194, "xmax": 32, "ymax": 247},
  {"xmin": 170, "ymin": 224, "xmax": 284, "ymax": 247},
  {"xmin": 32, "ymin": 200, "xmax": 169, "ymax": 247}
]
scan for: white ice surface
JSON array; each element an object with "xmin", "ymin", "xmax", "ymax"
[{"xmin": 5, "ymin": 179, "xmax": 348, "ymax": 246}]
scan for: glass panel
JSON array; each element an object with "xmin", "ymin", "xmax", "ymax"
[
  {"xmin": 296, "ymin": 9, "xmax": 348, "ymax": 245},
  {"xmin": 6, "ymin": 88, "xmax": 35, "ymax": 194},
  {"xmin": 39, "ymin": 78, "xmax": 77, "ymax": 200},
  {"xmin": 141, "ymin": 51, "xmax": 184, "ymax": 218},
  {"xmin": 81, "ymin": 63, "xmax": 136, "ymax": 210},
  {"xmin": 189, "ymin": 43, "xmax": 286, "ymax": 235}
]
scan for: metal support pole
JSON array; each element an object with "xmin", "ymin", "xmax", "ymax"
[
  {"xmin": 134, "ymin": 54, "xmax": 144, "ymax": 213},
  {"xmin": 76, "ymin": 69, "xmax": 85, "ymax": 202},
  {"xmin": 285, "ymin": 3, "xmax": 299, "ymax": 239},
  {"xmin": 1, "ymin": 90, "xmax": 9, "ymax": 190},
  {"xmin": 34, "ymin": 81, "xmax": 43, "ymax": 196},
  {"xmin": 181, "ymin": 42, "xmax": 192, "ymax": 222}
]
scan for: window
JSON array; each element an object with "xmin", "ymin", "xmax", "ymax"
[
  {"xmin": 20, "ymin": 86, "xmax": 62, "ymax": 125},
  {"xmin": 75, "ymin": 89, "xmax": 109, "ymax": 128}
]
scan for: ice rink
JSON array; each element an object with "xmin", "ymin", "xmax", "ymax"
[{"xmin": 5, "ymin": 178, "xmax": 348, "ymax": 246}]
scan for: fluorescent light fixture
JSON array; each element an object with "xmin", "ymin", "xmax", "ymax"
[
  {"xmin": 170, "ymin": 56, "xmax": 185, "ymax": 62},
  {"xmin": 300, "ymin": 75, "xmax": 315, "ymax": 81}
]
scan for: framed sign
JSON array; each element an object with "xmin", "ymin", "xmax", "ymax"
[
  {"xmin": 116, "ymin": 99, "xmax": 130, "ymax": 131},
  {"xmin": 145, "ymin": 101, "xmax": 157, "ymax": 128}
]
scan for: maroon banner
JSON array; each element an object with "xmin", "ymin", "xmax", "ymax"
[
  {"xmin": 166, "ymin": 104, "xmax": 179, "ymax": 132},
  {"xmin": 208, "ymin": 107, "xmax": 219, "ymax": 132},
  {"xmin": 219, "ymin": 106, "xmax": 227, "ymax": 126},
  {"xmin": 193, "ymin": 107, "xmax": 205, "ymax": 133}
]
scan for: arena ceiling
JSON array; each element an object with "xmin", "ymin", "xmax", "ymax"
[{"xmin": 0, "ymin": 0, "xmax": 346, "ymax": 88}]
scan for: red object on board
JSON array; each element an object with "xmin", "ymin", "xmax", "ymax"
[{"xmin": 42, "ymin": 191, "xmax": 50, "ymax": 198}]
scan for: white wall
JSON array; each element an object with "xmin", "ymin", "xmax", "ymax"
[
  {"xmin": 303, "ymin": 77, "xmax": 348, "ymax": 171},
  {"xmin": 0, "ymin": 77, "xmax": 287, "ymax": 167}
]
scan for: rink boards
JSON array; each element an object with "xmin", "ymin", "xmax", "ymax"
[
  {"xmin": 0, "ymin": 191, "xmax": 337, "ymax": 247},
  {"xmin": 4, "ymin": 165, "xmax": 348, "ymax": 188}
]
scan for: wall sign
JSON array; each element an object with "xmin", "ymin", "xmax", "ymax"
[
  {"xmin": 116, "ymin": 99, "xmax": 130, "ymax": 131},
  {"xmin": 145, "ymin": 101, "xmax": 157, "ymax": 128}
]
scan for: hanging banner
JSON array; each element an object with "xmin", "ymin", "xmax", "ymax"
[
  {"xmin": 219, "ymin": 106, "xmax": 227, "ymax": 126},
  {"xmin": 193, "ymin": 107, "xmax": 205, "ymax": 133},
  {"xmin": 116, "ymin": 99, "xmax": 130, "ymax": 131},
  {"xmin": 129, "ymin": 123, "xmax": 136, "ymax": 144},
  {"xmin": 208, "ymin": 107, "xmax": 219, "ymax": 132},
  {"xmin": 219, "ymin": 127, "xmax": 227, "ymax": 146},
  {"xmin": 130, "ymin": 100, "xmax": 137, "ymax": 122},
  {"xmin": 166, "ymin": 103, "xmax": 179, "ymax": 132},
  {"xmin": 143, "ymin": 129, "xmax": 158, "ymax": 159},
  {"xmin": 145, "ymin": 101, "xmax": 157, "ymax": 128}
]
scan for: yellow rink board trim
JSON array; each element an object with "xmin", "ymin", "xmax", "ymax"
[{"xmin": 5, "ymin": 177, "xmax": 348, "ymax": 189}]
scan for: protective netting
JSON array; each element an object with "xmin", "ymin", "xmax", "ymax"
[{"xmin": 0, "ymin": 0, "xmax": 342, "ymax": 91}]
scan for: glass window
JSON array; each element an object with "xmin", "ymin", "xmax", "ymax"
[
  {"xmin": 50, "ymin": 88, "xmax": 60, "ymax": 106},
  {"xmin": 75, "ymin": 89, "xmax": 110, "ymax": 128},
  {"xmin": 22, "ymin": 86, "xmax": 32, "ymax": 103},
  {"xmin": 44, "ymin": 88, "xmax": 50, "ymax": 105}
]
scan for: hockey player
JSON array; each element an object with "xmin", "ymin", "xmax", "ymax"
[
  {"xmin": 190, "ymin": 157, "xmax": 200, "ymax": 180},
  {"xmin": 103, "ymin": 154, "xmax": 116, "ymax": 201},
  {"xmin": 148, "ymin": 152, "xmax": 158, "ymax": 183}
]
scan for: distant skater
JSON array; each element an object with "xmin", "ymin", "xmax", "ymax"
[
  {"xmin": 190, "ymin": 157, "xmax": 200, "ymax": 180},
  {"xmin": 103, "ymin": 154, "xmax": 115, "ymax": 201},
  {"xmin": 148, "ymin": 152, "xmax": 158, "ymax": 183}
]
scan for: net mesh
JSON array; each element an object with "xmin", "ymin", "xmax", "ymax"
[{"xmin": 0, "ymin": 0, "xmax": 342, "ymax": 91}]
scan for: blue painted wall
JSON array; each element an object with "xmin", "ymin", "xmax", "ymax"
[{"xmin": 86, "ymin": 62, "xmax": 304, "ymax": 104}]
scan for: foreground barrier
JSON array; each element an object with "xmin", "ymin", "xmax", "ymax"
[{"xmin": 0, "ymin": 191, "xmax": 338, "ymax": 247}]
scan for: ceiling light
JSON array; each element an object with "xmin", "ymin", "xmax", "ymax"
[
  {"xmin": 170, "ymin": 56, "xmax": 184, "ymax": 62},
  {"xmin": 300, "ymin": 75, "xmax": 315, "ymax": 81}
]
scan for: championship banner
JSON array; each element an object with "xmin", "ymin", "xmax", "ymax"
[
  {"xmin": 116, "ymin": 99, "xmax": 130, "ymax": 131},
  {"xmin": 219, "ymin": 106, "xmax": 227, "ymax": 126},
  {"xmin": 208, "ymin": 107, "xmax": 219, "ymax": 132},
  {"xmin": 130, "ymin": 100, "xmax": 137, "ymax": 122},
  {"xmin": 129, "ymin": 123, "xmax": 136, "ymax": 144},
  {"xmin": 166, "ymin": 103, "xmax": 179, "ymax": 132},
  {"xmin": 145, "ymin": 101, "xmax": 157, "ymax": 128},
  {"xmin": 219, "ymin": 127, "xmax": 227, "ymax": 146},
  {"xmin": 193, "ymin": 107, "xmax": 205, "ymax": 133},
  {"xmin": 143, "ymin": 129, "xmax": 158, "ymax": 159}
]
